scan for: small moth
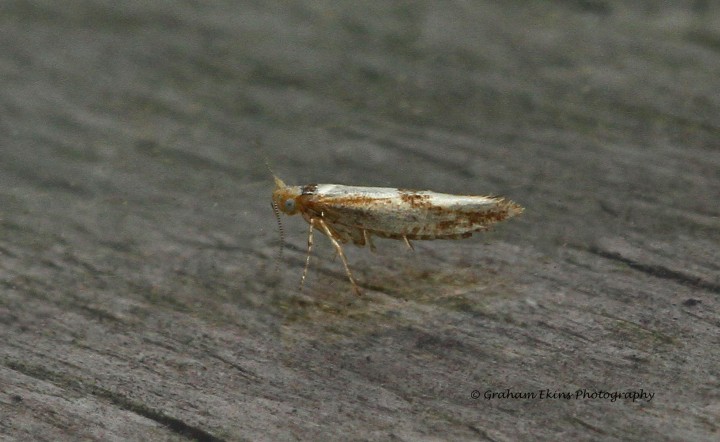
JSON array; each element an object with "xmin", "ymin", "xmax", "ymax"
[{"xmin": 271, "ymin": 175, "xmax": 523, "ymax": 295}]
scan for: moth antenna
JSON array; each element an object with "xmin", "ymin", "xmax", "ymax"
[
  {"xmin": 264, "ymin": 157, "xmax": 287, "ymax": 190},
  {"xmin": 271, "ymin": 200, "xmax": 284, "ymax": 272}
]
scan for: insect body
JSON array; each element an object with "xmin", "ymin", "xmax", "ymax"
[{"xmin": 271, "ymin": 175, "xmax": 523, "ymax": 295}]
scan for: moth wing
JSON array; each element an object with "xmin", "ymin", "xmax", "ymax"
[{"xmin": 307, "ymin": 185, "xmax": 521, "ymax": 240}]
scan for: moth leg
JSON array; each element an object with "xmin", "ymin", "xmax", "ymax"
[
  {"xmin": 363, "ymin": 229, "xmax": 376, "ymax": 252},
  {"xmin": 403, "ymin": 235, "xmax": 415, "ymax": 251},
  {"xmin": 316, "ymin": 218, "xmax": 363, "ymax": 296},
  {"xmin": 299, "ymin": 220, "xmax": 315, "ymax": 292},
  {"xmin": 316, "ymin": 212, "xmax": 340, "ymax": 263}
]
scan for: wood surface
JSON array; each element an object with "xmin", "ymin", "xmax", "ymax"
[{"xmin": 1, "ymin": 1, "xmax": 719, "ymax": 440}]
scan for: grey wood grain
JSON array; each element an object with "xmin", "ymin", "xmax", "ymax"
[{"xmin": 1, "ymin": 1, "xmax": 718, "ymax": 440}]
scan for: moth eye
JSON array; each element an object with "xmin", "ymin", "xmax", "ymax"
[{"xmin": 284, "ymin": 199, "xmax": 295, "ymax": 211}]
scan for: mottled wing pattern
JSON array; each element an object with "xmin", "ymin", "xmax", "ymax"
[{"xmin": 304, "ymin": 185, "xmax": 522, "ymax": 244}]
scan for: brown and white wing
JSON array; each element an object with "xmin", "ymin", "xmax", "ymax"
[{"xmin": 304, "ymin": 185, "xmax": 523, "ymax": 241}]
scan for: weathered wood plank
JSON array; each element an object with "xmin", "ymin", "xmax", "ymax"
[{"xmin": 1, "ymin": 1, "xmax": 719, "ymax": 440}]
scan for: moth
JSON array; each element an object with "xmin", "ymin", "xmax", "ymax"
[{"xmin": 271, "ymin": 175, "xmax": 523, "ymax": 295}]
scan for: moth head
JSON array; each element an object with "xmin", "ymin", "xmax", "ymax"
[{"xmin": 271, "ymin": 175, "xmax": 302, "ymax": 216}]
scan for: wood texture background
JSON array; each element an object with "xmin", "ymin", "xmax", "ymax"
[{"xmin": 1, "ymin": 1, "xmax": 718, "ymax": 440}]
